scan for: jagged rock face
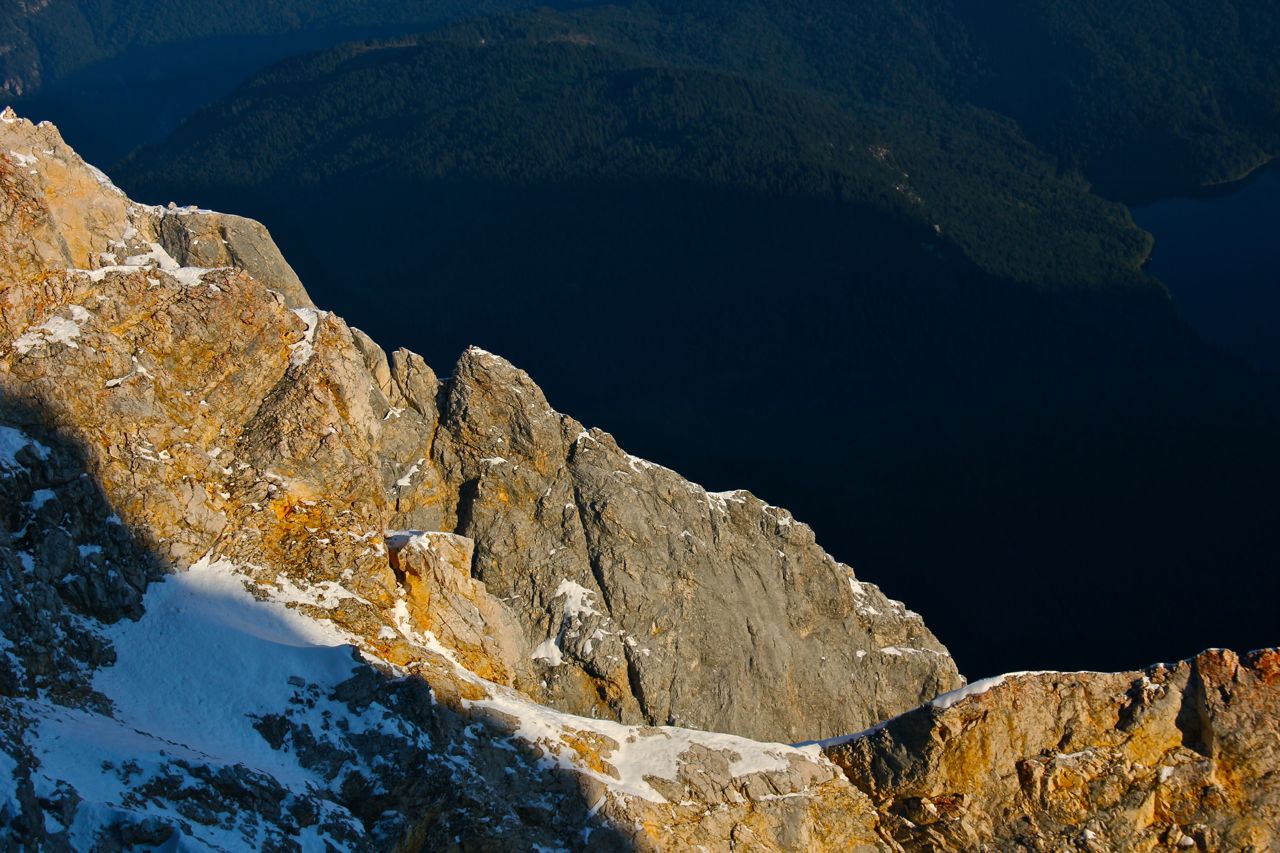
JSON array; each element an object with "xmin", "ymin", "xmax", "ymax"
[
  {"xmin": 0, "ymin": 109, "xmax": 931, "ymax": 848},
  {"xmin": 1, "ymin": 110, "xmax": 1275, "ymax": 852},
  {"xmin": 431, "ymin": 349, "xmax": 960, "ymax": 740},
  {"xmin": 825, "ymin": 648, "xmax": 1280, "ymax": 851},
  {"xmin": 0, "ymin": 109, "xmax": 308, "ymax": 308},
  {"xmin": 0, "ymin": 107, "xmax": 962, "ymax": 745},
  {"xmin": 0, "ymin": 405, "xmax": 877, "ymax": 850}
]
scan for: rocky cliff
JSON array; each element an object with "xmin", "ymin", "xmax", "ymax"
[
  {"xmin": 826, "ymin": 648, "xmax": 1280, "ymax": 851},
  {"xmin": 0, "ymin": 104, "xmax": 960, "ymax": 744},
  {"xmin": 0, "ymin": 108, "xmax": 1275, "ymax": 851}
]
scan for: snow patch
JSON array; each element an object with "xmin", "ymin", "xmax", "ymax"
[
  {"xmin": 122, "ymin": 242, "xmax": 214, "ymax": 287},
  {"xmin": 531, "ymin": 638, "xmax": 564, "ymax": 667},
  {"xmin": 469, "ymin": 686, "xmax": 822, "ymax": 804},
  {"xmin": 11, "ymin": 306, "xmax": 91, "ymax": 355},
  {"xmin": 289, "ymin": 308, "xmax": 321, "ymax": 366},
  {"xmin": 928, "ymin": 674, "xmax": 1010, "ymax": 709},
  {"xmin": 269, "ymin": 573, "xmax": 373, "ymax": 612},
  {"xmin": 26, "ymin": 700, "xmax": 358, "ymax": 851},
  {"xmin": 395, "ymin": 458, "xmax": 424, "ymax": 489},
  {"xmin": 553, "ymin": 579, "xmax": 600, "ymax": 620},
  {"xmin": 0, "ymin": 425, "xmax": 51, "ymax": 469},
  {"xmin": 705, "ymin": 489, "xmax": 748, "ymax": 514},
  {"xmin": 92, "ymin": 555, "xmax": 361, "ymax": 789},
  {"xmin": 82, "ymin": 160, "xmax": 125, "ymax": 195},
  {"xmin": 0, "ymin": 747, "xmax": 20, "ymax": 817}
]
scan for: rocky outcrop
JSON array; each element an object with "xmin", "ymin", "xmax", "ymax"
[
  {"xmin": 0, "ymin": 108, "xmax": 951, "ymax": 848},
  {"xmin": 386, "ymin": 530, "xmax": 531, "ymax": 683},
  {"xmin": 825, "ymin": 648, "xmax": 1280, "ymax": 851},
  {"xmin": 0, "ymin": 104, "xmax": 961, "ymax": 745},
  {"xmin": 429, "ymin": 347, "xmax": 959, "ymax": 741},
  {"xmin": 0, "ymin": 393, "xmax": 878, "ymax": 850},
  {"xmin": 0, "ymin": 109, "xmax": 1275, "ymax": 851}
]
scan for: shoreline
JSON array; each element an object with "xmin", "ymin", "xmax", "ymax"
[
  {"xmin": 1116, "ymin": 153, "xmax": 1279, "ymax": 208},
  {"xmin": 1199, "ymin": 154, "xmax": 1279, "ymax": 189},
  {"xmin": 1141, "ymin": 154, "xmax": 1280, "ymax": 205}
]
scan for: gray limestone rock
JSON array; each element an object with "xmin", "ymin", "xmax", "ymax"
[
  {"xmin": 824, "ymin": 648, "xmax": 1280, "ymax": 851},
  {"xmin": 149, "ymin": 208, "xmax": 315, "ymax": 310},
  {"xmin": 425, "ymin": 346, "xmax": 963, "ymax": 741}
]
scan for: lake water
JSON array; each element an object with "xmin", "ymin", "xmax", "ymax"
[{"xmin": 1132, "ymin": 161, "xmax": 1280, "ymax": 372}]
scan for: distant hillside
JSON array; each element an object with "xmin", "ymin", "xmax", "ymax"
[
  {"xmin": 532, "ymin": 0, "xmax": 1280, "ymax": 200},
  {"xmin": 0, "ymin": 0, "xmax": 544, "ymax": 97},
  {"xmin": 120, "ymin": 25, "xmax": 1152, "ymax": 292}
]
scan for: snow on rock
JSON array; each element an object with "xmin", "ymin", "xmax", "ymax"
[
  {"xmin": 269, "ymin": 572, "xmax": 374, "ymax": 612},
  {"xmin": 3, "ymin": 554, "xmax": 441, "ymax": 849},
  {"xmin": 705, "ymin": 489, "xmax": 748, "ymax": 514},
  {"xmin": 26, "ymin": 702, "xmax": 357, "ymax": 850},
  {"xmin": 811, "ymin": 669, "xmax": 1059, "ymax": 753},
  {"xmin": 928, "ymin": 671, "xmax": 1049, "ymax": 710},
  {"xmin": 532, "ymin": 579, "xmax": 606, "ymax": 666},
  {"xmin": 395, "ymin": 458, "xmax": 424, "ymax": 488},
  {"xmin": 92, "ymin": 556, "xmax": 362, "ymax": 788},
  {"xmin": 0, "ymin": 748, "xmax": 20, "ymax": 819},
  {"xmin": 82, "ymin": 161, "xmax": 126, "ymax": 196},
  {"xmin": 0, "ymin": 425, "xmax": 50, "ymax": 470},
  {"xmin": 10, "ymin": 306, "xmax": 91, "ymax": 355},
  {"xmin": 468, "ymin": 684, "xmax": 826, "ymax": 805},
  {"xmin": 552, "ymin": 578, "xmax": 600, "ymax": 620},
  {"xmin": 67, "ymin": 240, "xmax": 219, "ymax": 287},
  {"xmin": 122, "ymin": 242, "xmax": 215, "ymax": 287},
  {"xmin": 289, "ymin": 307, "xmax": 321, "ymax": 366},
  {"xmin": 531, "ymin": 637, "xmax": 564, "ymax": 666}
]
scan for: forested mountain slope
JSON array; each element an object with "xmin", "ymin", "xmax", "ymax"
[
  {"xmin": 539, "ymin": 0, "xmax": 1280, "ymax": 199},
  {"xmin": 120, "ymin": 30, "xmax": 1151, "ymax": 291},
  {"xmin": 0, "ymin": 0, "xmax": 540, "ymax": 97}
]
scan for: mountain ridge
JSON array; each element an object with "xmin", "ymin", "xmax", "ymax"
[{"xmin": 1, "ymin": 107, "xmax": 1278, "ymax": 850}]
